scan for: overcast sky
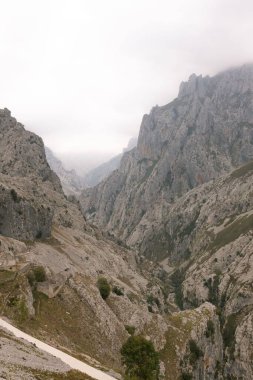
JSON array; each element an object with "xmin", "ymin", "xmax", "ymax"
[{"xmin": 1, "ymin": 0, "xmax": 253, "ymax": 172}]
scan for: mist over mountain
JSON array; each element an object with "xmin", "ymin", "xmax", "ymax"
[
  {"xmin": 45, "ymin": 147, "xmax": 84, "ymax": 196},
  {"xmin": 45, "ymin": 137, "xmax": 137, "ymax": 194},
  {"xmin": 84, "ymin": 137, "xmax": 137, "ymax": 187}
]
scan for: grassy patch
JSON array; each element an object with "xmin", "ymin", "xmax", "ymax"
[
  {"xmin": 27, "ymin": 368, "xmax": 94, "ymax": 379},
  {"xmin": 209, "ymin": 214, "xmax": 253, "ymax": 252},
  {"xmin": 0, "ymin": 270, "xmax": 16, "ymax": 285},
  {"xmin": 170, "ymin": 269, "xmax": 185, "ymax": 310},
  {"xmin": 222, "ymin": 313, "xmax": 239, "ymax": 357},
  {"xmin": 230, "ymin": 160, "xmax": 253, "ymax": 179},
  {"xmin": 160, "ymin": 313, "xmax": 193, "ymax": 380}
]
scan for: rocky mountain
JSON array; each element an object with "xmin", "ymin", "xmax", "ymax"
[
  {"xmin": 79, "ymin": 64, "xmax": 253, "ymax": 379},
  {"xmin": 3, "ymin": 64, "xmax": 253, "ymax": 380},
  {"xmin": 45, "ymin": 146, "xmax": 84, "ymax": 196},
  {"xmin": 0, "ymin": 108, "xmax": 222, "ymax": 380},
  {"xmin": 80, "ymin": 64, "xmax": 253, "ymax": 256},
  {"xmin": 84, "ymin": 137, "xmax": 137, "ymax": 187}
]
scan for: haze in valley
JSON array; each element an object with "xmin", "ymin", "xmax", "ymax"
[{"xmin": 0, "ymin": 0, "xmax": 253, "ymax": 172}]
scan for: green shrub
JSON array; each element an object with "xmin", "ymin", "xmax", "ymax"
[
  {"xmin": 147, "ymin": 294, "xmax": 160, "ymax": 308},
  {"xmin": 113, "ymin": 286, "xmax": 124, "ymax": 296},
  {"xmin": 222, "ymin": 314, "xmax": 238, "ymax": 356},
  {"xmin": 148, "ymin": 305, "xmax": 153, "ymax": 313},
  {"xmin": 125, "ymin": 325, "xmax": 136, "ymax": 335},
  {"xmin": 121, "ymin": 335, "xmax": 159, "ymax": 380},
  {"xmin": 207, "ymin": 274, "xmax": 220, "ymax": 306},
  {"xmin": 189, "ymin": 339, "xmax": 203, "ymax": 365},
  {"xmin": 10, "ymin": 189, "xmax": 19, "ymax": 202},
  {"xmin": 97, "ymin": 277, "xmax": 111, "ymax": 300},
  {"xmin": 33, "ymin": 266, "xmax": 46, "ymax": 282},
  {"xmin": 27, "ymin": 266, "xmax": 46, "ymax": 286},
  {"xmin": 181, "ymin": 372, "xmax": 193, "ymax": 380},
  {"xmin": 170, "ymin": 269, "xmax": 185, "ymax": 309},
  {"xmin": 36, "ymin": 230, "xmax": 43, "ymax": 239},
  {"xmin": 205, "ymin": 320, "xmax": 215, "ymax": 338}
]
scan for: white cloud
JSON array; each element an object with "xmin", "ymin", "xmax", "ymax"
[{"xmin": 0, "ymin": 0, "xmax": 253, "ymax": 171}]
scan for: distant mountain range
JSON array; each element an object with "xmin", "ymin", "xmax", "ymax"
[
  {"xmin": 83, "ymin": 137, "xmax": 137, "ymax": 187},
  {"xmin": 45, "ymin": 137, "xmax": 137, "ymax": 195}
]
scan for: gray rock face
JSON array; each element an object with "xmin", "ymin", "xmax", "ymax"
[
  {"xmin": 0, "ymin": 108, "xmax": 71, "ymax": 240},
  {"xmin": 0, "ymin": 183, "xmax": 53, "ymax": 240},
  {"xmin": 0, "ymin": 109, "xmax": 61, "ymax": 191},
  {"xmin": 80, "ymin": 64, "xmax": 253, "ymax": 256}
]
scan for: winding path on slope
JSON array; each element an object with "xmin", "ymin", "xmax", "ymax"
[{"xmin": 0, "ymin": 318, "xmax": 116, "ymax": 380}]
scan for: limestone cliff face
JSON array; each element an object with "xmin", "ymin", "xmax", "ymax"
[
  {"xmin": 80, "ymin": 64, "xmax": 253, "ymax": 257},
  {"xmin": 0, "ymin": 108, "xmax": 61, "ymax": 190},
  {"xmin": 0, "ymin": 108, "xmax": 81, "ymax": 240}
]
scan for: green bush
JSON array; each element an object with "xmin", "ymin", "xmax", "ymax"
[
  {"xmin": 205, "ymin": 320, "xmax": 215, "ymax": 338},
  {"xmin": 121, "ymin": 335, "xmax": 159, "ymax": 380},
  {"xmin": 181, "ymin": 372, "xmax": 193, "ymax": 380},
  {"xmin": 189, "ymin": 339, "xmax": 203, "ymax": 365},
  {"xmin": 147, "ymin": 294, "xmax": 160, "ymax": 308},
  {"xmin": 113, "ymin": 286, "xmax": 124, "ymax": 296},
  {"xmin": 33, "ymin": 266, "xmax": 46, "ymax": 282},
  {"xmin": 125, "ymin": 325, "xmax": 136, "ymax": 335},
  {"xmin": 27, "ymin": 266, "xmax": 46, "ymax": 286},
  {"xmin": 222, "ymin": 314, "xmax": 238, "ymax": 355},
  {"xmin": 97, "ymin": 277, "xmax": 111, "ymax": 300},
  {"xmin": 10, "ymin": 189, "xmax": 19, "ymax": 202},
  {"xmin": 170, "ymin": 269, "xmax": 185, "ymax": 309}
]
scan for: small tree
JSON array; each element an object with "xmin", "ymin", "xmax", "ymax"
[
  {"xmin": 97, "ymin": 277, "xmax": 111, "ymax": 300},
  {"xmin": 27, "ymin": 266, "xmax": 46, "ymax": 286},
  {"xmin": 121, "ymin": 335, "xmax": 159, "ymax": 380}
]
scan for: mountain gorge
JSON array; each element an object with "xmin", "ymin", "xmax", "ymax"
[
  {"xmin": 45, "ymin": 147, "xmax": 84, "ymax": 196},
  {"xmin": 1, "ymin": 64, "xmax": 253, "ymax": 380},
  {"xmin": 0, "ymin": 107, "xmax": 216, "ymax": 380},
  {"xmin": 83, "ymin": 137, "xmax": 137, "ymax": 187}
]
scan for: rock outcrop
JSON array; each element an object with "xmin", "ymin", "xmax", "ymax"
[
  {"xmin": 0, "ymin": 109, "xmax": 64, "ymax": 240},
  {"xmin": 0, "ymin": 108, "xmax": 61, "ymax": 190}
]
